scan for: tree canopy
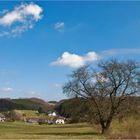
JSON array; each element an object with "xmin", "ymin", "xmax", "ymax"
[{"xmin": 63, "ymin": 59, "xmax": 140, "ymax": 133}]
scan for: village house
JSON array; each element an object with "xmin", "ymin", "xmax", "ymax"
[
  {"xmin": 25, "ymin": 118, "xmax": 39, "ymax": 124},
  {"xmin": 47, "ymin": 120, "xmax": 54, "ymax": 124},
  {"xmin": 55, "ymin": 118, "xmax": 65, "ymax": 124},
  {"xmin": 53, "ymin": 116, "xmax": 65, "ymax": 124},
  {"xmin": 25, "ymin": 117, "xmax": 47, "ymax": 124},
  {"xmin": 48, "ymin": 111, "xmax": 56, "ymax": 117},
  {"xmin": 0, "ymin": 113, "xmax": 5, "ymax": 122}
]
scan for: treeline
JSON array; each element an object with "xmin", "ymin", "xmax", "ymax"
[
  {"xmin": 55, "ymin": 96, "xmax": 140, "ymax": 123},
  {"xmin": 0, "ymin": 96, "xmax": 139, "ymax": 122}
]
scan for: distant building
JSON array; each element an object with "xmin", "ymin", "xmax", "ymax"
[
  {"xmin": 0, "ymin": 113, "xmax": 5, "ymax": 122},
  {"xmin": 47, "ymin": 120, "xmax": 54, "ymax": 125},
  {"xmin": 48, "ymin": 111, "xmax": 56, "ymax": 116},
  {"xmin": 25, "ymin": 118, "xmax": 39, "ymax": 124},
  {"xmin": 55, "ymin": 118, "xmax": 65, "ymax": 124}
]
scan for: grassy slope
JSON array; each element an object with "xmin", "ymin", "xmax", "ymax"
[{"xmin": 15, "ymin": 110, "xmax": 49, "ymax": 119}]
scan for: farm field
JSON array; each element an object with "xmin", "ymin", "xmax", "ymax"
[
  {"xmin": 0, "ymin": 122, "xmax": 105, "ymax": 140},
  {"xmin": 0, "ymin": 116, "xmax": 139, "ymax": 140},
  {"xmin": 14, "ymin": 109, "xmax": 48, "ymax": 118}
]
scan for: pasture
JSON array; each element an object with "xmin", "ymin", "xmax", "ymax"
[
  {"xmin": 0, "ymin": 122, "xmax": 104, "ymax": 139},
  {"xmin": 0, "ymin": 116, "xmax": 139, "ymax": 140}
]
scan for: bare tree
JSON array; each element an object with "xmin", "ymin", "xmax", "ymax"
[{"xmin": 63, "ymin": 59, "xmax": 140, "ymax": 134}]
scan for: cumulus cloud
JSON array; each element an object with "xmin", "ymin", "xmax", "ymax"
[
  {"xmin": 0, "ymin": 2, "xmax": 43, "ymax": 37},
  {"xmin": 51, "ymin": 51, "xmax": 100, "ymax": 68},
  {"xmin": 0, "ymin": 87, "xmax": 14, "ymax": 93},
  {"xmin": 54, "ymin": 22, "xmax": 65, "ymax": 32}
]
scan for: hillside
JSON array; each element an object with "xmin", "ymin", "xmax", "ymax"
[
  {"xmin": 0, "ymin": 98, "xmax": 21, "ymax": 111},
  {"xmin": 14, "ymin": 110, "xmax": 49, "ymax": 119},
  {"xmin": 0, "ymin": 98, "xmax": 54, "ymax": 112}
]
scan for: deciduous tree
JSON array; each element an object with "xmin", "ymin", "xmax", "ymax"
[{"xmin": 63, "ymin": 59, "xmax": 140, "ymax": 134}]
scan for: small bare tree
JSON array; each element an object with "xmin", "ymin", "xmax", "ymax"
[{"xmin": 63, "ymin": 59, "xmax": 140, "ymax": 134}]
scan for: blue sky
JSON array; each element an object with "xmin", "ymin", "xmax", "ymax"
[{"xmin": 0, "ymin": 1, "xmax": 140, "ymax": 101}]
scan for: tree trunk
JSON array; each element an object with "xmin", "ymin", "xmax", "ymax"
[
  {"xmin": 101, "ymin": 120, "xmax": 111, "ymax": 134},
  {"xmin": 101, "ymin": 126, "xmax": 109, "ymax": 134},
  {"xmin": 100, "ymin": 121, "xmax": 106, "ymax": 134},
  {"xmin": 101, "ymin": 127, "xmax": 105, "ymax": 134}
]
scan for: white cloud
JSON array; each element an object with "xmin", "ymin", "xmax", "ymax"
[
  {"xmin": 102, "ymin": 48, "xmax": 140, "ymax": 56},
  {"xmin": 51, "ymin": 51, "xmax": 100, "ymax": 68},
  {"xmin": 53, "ymin": 83, "xmax": 61, "ymax": 88},
  {"xmin": 0, "ymin": 3, "xmax": 42, "ymax": 26},
  {"xmin": 51, "ymin": 48, "xmax": 140, "ymax": 69},
  {"xmin": 0, "ymin": 2, "xmax": 43, "ymax": 37},
  {"xmin": 24, "ymin": 90, "xmax": 41, "ymax": 98},
  {"xmin": 96, "ymin": 73, "xmax": 108, "ymax": 83},
  {"xmin": 28, "ymin": 91, "xmax": 39, "ymax": 96},
  {"xmin": 0, "ymin": 87, "xmax": 14, "ymax": 93},
  {"xmin": 54, "ymin": 22, "xmax": 65, "ymax": 32}
]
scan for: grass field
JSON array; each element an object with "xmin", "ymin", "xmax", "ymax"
[
  {"xmin": 0, "ymin": 116, "xmax": 139, "ymax": 140},
  {"xmin": 15, "ymin": 110, "xmax": 47, "ymax": 118},
  {"xmin": 0, "ymin": 122, "xmax": 105, "ymax": 140}
]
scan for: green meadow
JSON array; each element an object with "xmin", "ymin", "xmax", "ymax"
[
  {"xmin": 0, "ymin": 122, "xmax": 104, "ymax": 140},
  {"xmin": 0, "ymin": 116, "xmax": 139, "ymax": 140}
]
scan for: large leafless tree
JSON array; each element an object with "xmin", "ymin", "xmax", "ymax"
[{"xmin": 63, "ymin": 59, "xmax": 140, "ymax": 134}]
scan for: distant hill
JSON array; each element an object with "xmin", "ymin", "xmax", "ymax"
[
  {"xmin": 0, "ymin": 98, "xmax": 20, "ymax": 111},
  {"xmin": 0, "ymin": 98, "xmax": 54, "ymax": 112}
]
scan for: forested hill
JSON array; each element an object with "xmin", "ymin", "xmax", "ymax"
[
  {"xmin": 0, "ymin": 98, "xmax": 54, "ymax": 111},
  {"xmin": 0, "ymin": 96, "xmax": 139, "ymax": 116}
]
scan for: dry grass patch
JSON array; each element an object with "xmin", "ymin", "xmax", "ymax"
[{"xmin": 107, "ymin": 117, "xmax": 140, "ymax": 139}]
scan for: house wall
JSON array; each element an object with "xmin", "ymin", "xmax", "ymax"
[
  {"xmin": 55, "ymin": 119, "xmax": 65, "ymax": 124},
  {"xmin": 0, "ymin": 117, "xmax": 5, "ymax": 122}
]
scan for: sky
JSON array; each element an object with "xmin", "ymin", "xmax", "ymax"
[{"xmin": 0, "ymin": 1, "xmax": 140, "ymax": 101}]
